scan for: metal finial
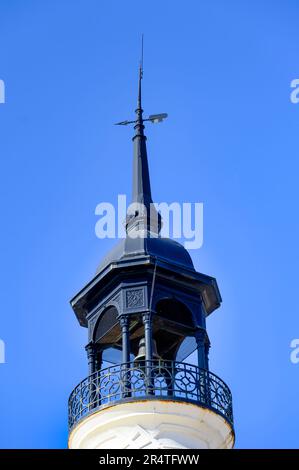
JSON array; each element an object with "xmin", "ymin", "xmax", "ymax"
[
  {"xmin": 114, "ymin": 35, "xmax": 167, "ymax": 127},
  {"xmin": 137, "ymin": 34, "xmax": 144, "ymax": 113},
  {"xmin": 140, "ymin": 33, "xmax": 144, "ymax": 78}
]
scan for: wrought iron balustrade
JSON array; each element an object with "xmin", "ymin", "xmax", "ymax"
[{"xmin": 68, "ymin": 360, "xmax": 233, "ymax": 431}]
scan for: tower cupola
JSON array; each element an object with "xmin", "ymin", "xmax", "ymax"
[{"xmin": 68, "ymin": 50, "xmax": 234, "ymax": 450}]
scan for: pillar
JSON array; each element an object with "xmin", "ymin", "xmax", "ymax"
[
  {"xmin": 119, "ymin": 315, "xmax": 130, "ymax": 364},
  {"xmin": 119, "ymin": 315, "xmax": 130, "ymax": 397},
  {"xmin": 142, "ymin": 311, "xmax": 153, "ymax": 393},
  {"xmin": 195, "ymin": 329, "xmax": 206, "ymax": 369},
  {"xmin": 85, "ymin": 342, "xmax": 96, "ymax": 376}
]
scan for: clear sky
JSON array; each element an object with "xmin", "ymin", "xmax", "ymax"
[{"xmin": 0, "ymin": 0, "xmax": 298, "ymax": 449}]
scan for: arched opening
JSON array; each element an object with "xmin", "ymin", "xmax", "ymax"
[
  {"xmin": 93, "ymin": 306, "xmax": 123, "ymax": 365},
  {"xmin": 153, "ymin": 298, "xmax": 196, "ymax": 361},
  {"xmin": 156, "ymin": 298, "xmax": 194, "ymax": 327},
  {"xmin": 94, "ymin": 306, "xmax": 119, "ymax": 343}
]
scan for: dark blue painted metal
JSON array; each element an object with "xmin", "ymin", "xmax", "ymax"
[{"xmin": 68, "ymin": 360, "xmax": 233, "ymax": 432}]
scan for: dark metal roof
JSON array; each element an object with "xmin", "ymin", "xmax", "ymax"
[{"xmin": 96, "ymin": 234, "xmax": 195, "ymax": 275}]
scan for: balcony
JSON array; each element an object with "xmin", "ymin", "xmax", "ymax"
[{"xmin": 68, "ymin": 359, "xmax": 233, "ymax": 432}]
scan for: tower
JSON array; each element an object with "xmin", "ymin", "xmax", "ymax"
[{"xmin": 68, "ymin": 60, "xmax": 234, "ymax": 449}]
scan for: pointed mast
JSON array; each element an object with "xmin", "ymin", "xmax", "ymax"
[
  {"xmin": 131, "ymin": 36, "xmax": 153, "ymax": 207},
  {"xmin": 118, "ymin": 36, "xmax": 163, "ymax": 233},
  {"xmin": 136, "ymin": 34, "xmax": 143, "ymax": 117}
]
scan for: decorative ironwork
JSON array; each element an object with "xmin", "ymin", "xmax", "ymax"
[
  {"xmin": 68, "ymin": 360, "xmax": 233, "ymax": 431},
  {"xmin": 126, "ymin": 289, "xmax": 144, "ymax": 308}
]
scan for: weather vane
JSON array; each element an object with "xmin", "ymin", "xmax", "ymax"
[{"xmin": 115, "ymin": 34, "xmax": 168, "ymax": 127}]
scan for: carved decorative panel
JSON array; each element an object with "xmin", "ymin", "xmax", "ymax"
[{"xmin": 125, "ymin": 289, "xmax": 144, "ymax": 309}]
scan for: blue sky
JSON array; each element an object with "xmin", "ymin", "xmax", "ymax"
[{"xmin": 0, "ymin": 0, "xmax": 298, "ymax": 448}]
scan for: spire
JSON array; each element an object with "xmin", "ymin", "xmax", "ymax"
[
  {"xmin": 131, "ymin": 56, "xmax": 153, "ymax": 210},
  {"xmin": 115, "ymin": 37, "xmax": 168, "ymax": 234},
  {"xmin": 126, "ymin": 54, "xmax": 162, "ymax": 234}
]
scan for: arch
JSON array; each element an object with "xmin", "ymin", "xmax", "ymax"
[
  {"xmin": 150, "ymin": 298, "xmax": 196, "ymax": 361},
  {"xmin": 155, "ymin": 298, "xmax": 195, "ymax": 328},
  {"xmin": 93, "ymin": 305, "xmax": 119, "ymax": 343}
]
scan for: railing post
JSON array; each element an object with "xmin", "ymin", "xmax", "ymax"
[
  {"xmin": 166, "ymin": 360, "xmax": 175, "ymax": 398},
  {"xmin": 95, "ymin": 350, "xmax": 103, "ymax": 408},
  {"xmin": 204, "ymin": 339, "xmax": 211, "ymax": 406}
]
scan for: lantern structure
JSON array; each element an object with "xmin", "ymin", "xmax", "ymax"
[{"xmin": 68, "ymin": 62, "xmax": 234, "ymax": 449}]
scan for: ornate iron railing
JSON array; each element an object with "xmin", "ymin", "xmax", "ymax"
[{"xmin": 68, "ymin": 360, "xmax": 233, "ymax": 431}]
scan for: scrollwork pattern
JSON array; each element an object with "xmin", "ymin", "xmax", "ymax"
[{"xmin": 68, "ymin": 360, "xmax": 233, "ymax": 430}]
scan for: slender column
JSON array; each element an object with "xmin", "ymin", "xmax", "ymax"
[
  {"xmin": 95, "ymin": 349, "xmax": 103, "ymax": 408},
  {"xmin": 205, "ymin": 337, "xmax": 211, "ymax": 371},
  {"xmin": 119, "ymin": 315, "xmax": 131, "ymax": 398},
  {"xmin": 142, "ymin": 311, "xmax": 153, "ymax": 361},
  {"xmin": 95, "ymin": 349, "xmax": 103, "ymax": 372},
  {"xmin": 85, "ymin": 342, "xmax": 96, "ymax": 376},
  {"xmin": 195, "ymin": 329, "xmax": 206, "ymax": 370},
  {"xmin": 85, "ymin": 342, "xmax": 97, "ymax": 411},
  {"xmin": 142, "ymin": 311, "xmax": 153, "ymax": 393},
  {"xmin": 195, "ymin": 329, "xmax": 210, "ymax": 405},
  {"xmin": 119, "ymin": 315, "xmax": 130, "ymax": 364}
]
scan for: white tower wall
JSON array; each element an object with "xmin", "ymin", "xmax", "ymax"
[{"xmin": 68, "ymin": 400, "xmax": 234, "ymax": 449}]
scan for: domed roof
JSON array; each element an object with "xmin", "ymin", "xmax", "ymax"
[{"xmin": 96, "ymin": 234, "xmax": 194, "ymax": 275}]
